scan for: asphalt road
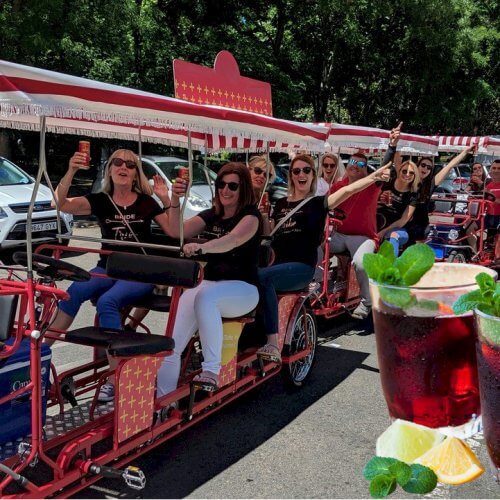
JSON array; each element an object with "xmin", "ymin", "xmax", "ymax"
[{"xmin": 2, "ymin": 227, "xmax": 498, "ymax": 498}]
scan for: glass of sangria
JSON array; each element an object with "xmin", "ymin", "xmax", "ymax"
[
  {"xmin": 474, "ymin": 309, "xmax": 500, "ymax": 482},
  {"xmin": 369, "ymin": 263, "xmax": 497, "ymax": 438}
]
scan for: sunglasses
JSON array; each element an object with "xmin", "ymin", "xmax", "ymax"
[
  {"xmin": 419, "ymin": 163, "xmax": 433, "ymax": 170},
  {"xmin": 111, "ymin": 158, "xmax": 137, "ymax": 169},
  {"xmin": 322, "ymin": 162, "xmax": 337, "ymax": 168},
  {"xmin": 347, "ymin": 159, "xmax": 367, "ymax": 168},
  {"xmin": 251, "ymin": 167, "xmax": 267, "ymax": 176},
  {"xmin": 215, "ymin": 180, "xmax": 240, "ymax": 191},
  {"xmin": 291, "ymin": 166, "xmax": 313, "ymax": 176},
  {"xmin": 401, "ymin": 169, "xmax": 415, "ymax": 176}
]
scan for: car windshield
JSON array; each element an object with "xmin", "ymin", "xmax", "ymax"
[
  {"xmin": 153, "ymin": 160, "xmax": 214, "ymax": 185},
  {"xmin": 0, "ymin": 158, "xmax": 32, "ymax": 186}
]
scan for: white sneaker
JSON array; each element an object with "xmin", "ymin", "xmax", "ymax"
[
  {"xmin": 351, "ymin": 302, "xmax": 372, "ymax": 320},
  {"xmin": 97, "ymin": 382, "xmax": 115, "ymax": 402}
]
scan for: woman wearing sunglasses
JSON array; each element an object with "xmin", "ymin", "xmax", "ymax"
[
  {"xmin": 404, "ymin": 146, "xmax": 476, "ymax": 244},
  {"xmin": 157, "ymin": 162, "xmax": 261, "ymax": 394},
  {"xmin": 247, "ymin": 155, "xmax": 275, "ymax": 234},
  {"xmin": 316, "ymin": 153, "xmax": 345, "ymax": 195},
  {"xmin": 377, "ymin": 161, "xmax": 421, "ymax": 255},
  {"xmin": 48, "ymin": 148, "xmax": 171, "ymax": 402},
  {"xmin": 256, "ymin": 154, "xmax": 392, "ymax": 363}
]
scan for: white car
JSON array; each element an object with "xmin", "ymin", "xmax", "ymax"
[
  {"xmin": 141, "ymin": 156, "xmax": 214, "ymax": 219},
  {"xmin": 0, "ymin": 157, "xmax": 73, "ymax": 250}
]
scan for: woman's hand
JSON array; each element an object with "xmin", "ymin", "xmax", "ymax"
[
  {"xmin": 389, "ymin": 122, "xmax": 402, "ymax": 147},
  {"xmin": 172, "ymin": 178, "xmax": 187, "ymax": 198},
  {"xmin": 68, "ymin": 152, "xmax": 89, "ymax": 172},
  {"xmin": 372, "ymin": 161, "xmax": 392, "ymax": 182},
  {"xmin": 153, "ymin": 174, "xmax": 169, "ymax": 200},
  {"xmin": 183, "ymin": 242, "xmax": 205, "ymax": 257}
]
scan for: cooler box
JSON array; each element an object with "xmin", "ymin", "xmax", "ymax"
[{"xmin": 0, "ymin": 339, "xmax": 51, "ymax": 445}]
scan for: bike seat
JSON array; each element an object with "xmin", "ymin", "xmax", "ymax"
[{"xmin": 65, "ymin": 327, "xmax": 174, "ymax": 357}]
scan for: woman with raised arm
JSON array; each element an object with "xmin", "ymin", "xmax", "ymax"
[
  {"xmin": 156, "ymin": 162, "xmax": 261, "ymax": 394},
  {"xmin": 48, "ymin": 149, "xmax": 171, "ymax": 402},
  {"xmin": 377, "ymin": 160, "xmax": 420, "ymax": 256},
  {"xmin": 405, "ymin": 146, "xmax": 476, "ymax": 244},
  {"xmin": 256, "ymin": 155, "xmax": 391, "ymax": 363}
]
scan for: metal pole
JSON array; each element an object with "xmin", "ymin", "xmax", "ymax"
[
  {"xmin": 180, "ymin": 131, "xmax": 193, "ymax": 251},
  {"xmin": 260, "ymin": 143, "xmax": 271, "ymax": 206},
  {"xmin": 203, "ymin": 134, "xmax": 214, "ymax": 199}
]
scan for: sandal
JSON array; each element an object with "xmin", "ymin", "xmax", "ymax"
[
  {"xmin": 256, "ymin": 343, "xmax": 282, "ymax": 364},
  {"xmin": 192, "ymin": 371, "xmax": 219, "ymax": 392}
]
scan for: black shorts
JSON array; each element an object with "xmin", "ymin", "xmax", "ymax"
[{"xmin": 406, "ymin": 224, "xmax": 430, "ymax": 243}]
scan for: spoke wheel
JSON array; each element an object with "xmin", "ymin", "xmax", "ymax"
[
  {"xmin": 447, "ymin": 250, "xmax": 467, "ymax": 263},
  {"xmin": 281, "ymin": 304, "xmax": 317, "ymax": 390}
]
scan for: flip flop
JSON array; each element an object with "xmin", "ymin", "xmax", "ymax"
[
  {"xmin": 256, "ymin": 343, "xmax": 282, "ymax": 364},
  {"xmin": 192, "ymin": 371, "xmax": 219, "ymax": 392}
]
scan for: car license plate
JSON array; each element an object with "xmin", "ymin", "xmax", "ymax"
[{"xmin": 31, "ymin": 221, "xmax": 57, "ymax": 232}]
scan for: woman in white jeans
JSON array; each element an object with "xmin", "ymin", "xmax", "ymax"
[{"xmin": 157, "ymin": 162, "xmax": 261, "ymax": 395}]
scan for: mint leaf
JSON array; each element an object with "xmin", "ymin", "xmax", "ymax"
[
  {"xmin": 380, "ymin": 286, "xmax": 415, "ymax": 309},
  {"xmin": 452, "ymin": 289, "xmax": 488, "ymax": 315},
  {"xmin": 402, "ymin": 464, "xmax": 437, "ymax": 494},
  {"xmin": 369, "ymin": 475, "xmax": 397, "ymax": 498},
  {"xmin": 364, "ymin": 253, "xmax": 391, "ymax": 281},
  {"xmin": 378, "ymin": 241, "xmax": 396, "ymax": 264},
  {"xmin": 394, "ymin": 244, "xmax": 435, "ymax": 286},
  {"xmin": 378, "ymin": 267, "xmax": 402, "ymax": 286},
  {"xmin": 477, "ymin": 272, "xmax": 496, "ymax": 296},
  {"xmin": 388, "ymin": 461, "xmax": 412, "ymax": 487},
  {"xmin": 363, "ymin": 457, "xmax": 399, "ymax": 480}
]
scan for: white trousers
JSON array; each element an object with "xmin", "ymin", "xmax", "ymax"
[{"xmin": 156, "ymin": 280, "xmax": 259, "ymax": 397}]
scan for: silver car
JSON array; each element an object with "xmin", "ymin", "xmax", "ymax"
[{"xmin": 140, "ymin": 156, "xmax": 214, "ymax": 219}]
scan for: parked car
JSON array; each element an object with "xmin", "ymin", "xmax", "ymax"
[
  {"xmin": 269, "ymin": 163, "xmax": 289, "ymax": 202},
  {"xmin": 0, "ymin": 157, "xmax": 73, "ymax": 251},
  {"xmin": 141, "ymin": 156, "xmax": 214, "ymax": 220}
]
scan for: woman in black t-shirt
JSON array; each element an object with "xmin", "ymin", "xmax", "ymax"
[
  {"xmin": 377, "ymin": 160, "xmax": 420, "ymax": 255},
  {"xmin": 257, "ymin": 155, "xmax": 392, "ymax": 363},
  {"xmin": 48, "ymin": 149, "xmax": 171, "ymax": 402},
  {"xmin": 405, "ymin": 146, "xmax": 476, "ymax": 244},
  {"xmin": 157, "ymin": 163, "xmax": 262, "ymax": 394}
]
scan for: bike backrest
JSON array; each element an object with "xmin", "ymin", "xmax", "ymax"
[
  {"xmin": 468, "ymin": 201, "xmax": 480, "ymax": 218},
  {"xmin": 0, "ymin": 295, "xmax": 19, "ymax": 341},
  {"xmin": 106, "ymin": 252, "xmax": 202, "ymax": 289}
]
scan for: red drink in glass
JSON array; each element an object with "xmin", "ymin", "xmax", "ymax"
[
  {"xmin": 474, "ymin": 310, "xmax": 500, "ymax": 481},
  {"xmin": 369, "ymin": 263, "xmax": 497, "ymax": 437},
  {"xmin": 373, "ymin": 311, "xmax": 479, "ymax": 428}
]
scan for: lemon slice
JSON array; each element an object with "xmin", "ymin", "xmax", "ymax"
[
  {"xmin": 376, "ymin": 419, "xmax": 445, "ymax": 463},
  {"xmin": 414, "ymin": 437, "xmax": 484, "ymax": 484}
]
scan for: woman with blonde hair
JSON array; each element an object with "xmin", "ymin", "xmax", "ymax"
[
  {"xmin": 247, "ymin": 155, "xmax": 276, "ymax": 203},
  {"xmin": 316, "ymin": 153, "xmax": 345, "ymax": 195},
  {"xmin": 48, "ymin": 148, "xmax": 172, "ymax": 402},
  {"xmin": 377, "ymin": 160, "xmax": 420, "ymax": 255}
]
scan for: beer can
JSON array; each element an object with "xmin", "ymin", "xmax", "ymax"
[
  {"xmin": 261, "ymin": 192, "xmax": 269, "ymax": 206},
  {"xmin": 78, "ymin": 140, "xmax": 91, "ymax": 168},
  {"xmin": 178, "ymin": 167, "xmax": 189, "ymax": 181}
]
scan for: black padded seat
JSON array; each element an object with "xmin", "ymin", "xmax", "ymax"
[
  {"xmin": 130, "ymin": 294, "xmax": 171, "ymax": 312},
  {"xmin": 65, "ymin": 327, "xmax": 174, "ymax": 357}
]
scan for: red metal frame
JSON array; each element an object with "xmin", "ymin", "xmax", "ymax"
[{"xmin": 0, "ymin": 243, "xmax": 316, "ymax": 498}]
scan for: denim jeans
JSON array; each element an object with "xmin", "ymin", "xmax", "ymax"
[
  {"xmin": 58, "ymin": 266, "xmax": 155, "ymax": 329},
  {"xmin": 257, "ymin": 262, "xmax": 314, "ymax": 335},
  {"xmin": 386, "ymin": 229, "xmax": 409, "ymax": 256}
]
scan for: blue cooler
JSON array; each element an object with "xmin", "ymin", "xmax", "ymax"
[{"xmin": 0, "ymin": 339, "xmax": 51, "ymax": 445}]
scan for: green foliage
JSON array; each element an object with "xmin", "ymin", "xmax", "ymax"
[
  {"xmin": 453, "ymin": 272, "xmax": 500, "ymax": 318},
  {"xmin": 0, "ymin": 0, "xmax": 498, "ymax": 132}
]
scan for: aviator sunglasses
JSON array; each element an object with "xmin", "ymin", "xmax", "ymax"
[
  {"xmin": 111, "ymin": 158, "xmax": 137, "ymax": 169},
  {"xmin": 291, "ymin": 166, "xmax": 313, "ymax": 175},
  {"xmin": 401, "ymin": 169, "xmax": 415, "ymax": 176},
  {"xmin": 322, "ymin": 161, "xmax": 337, "ymax": 169},
  {"xmin": 250, "ymin": 167, "xmax": 267, "ymax": 176},
  {"xmin": 215, "ymin": 179, "xmax": 240, "ymax": 191},
  {"xmin": 347, "ymin": 159, "xmax": 367, "ymax": 168}
]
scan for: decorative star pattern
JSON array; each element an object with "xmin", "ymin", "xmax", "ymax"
[
  {"xmin": 277, "ymin": 296, "xmax": 296, "ymax": 349},
  {"xmin": 115, "ymin": 356, "xmax": 161, "ymax": 444},
  {"xmin": 174, "ymin": 80, "xmax": 272, "ymax": 116}
]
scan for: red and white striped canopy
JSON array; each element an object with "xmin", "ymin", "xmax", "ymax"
[
  {"xmin": 434, "ymin": 135, "xmax": 500, "ymax": 155},
  {"xmin": 0, "ymin": 59, "xmax": 328, "ymax": 152},
  {"xmin": 324, "ymin": 123, "xmax": 439, "ymax": 156}
]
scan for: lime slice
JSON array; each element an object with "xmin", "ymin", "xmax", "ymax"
[
  {"xmin": 376, "ymin": 419, "xmax": 445, "ymax": 463},
  {"xmin": 476, "ymin": 312, "xmax": 500, "ymax": 345}
]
